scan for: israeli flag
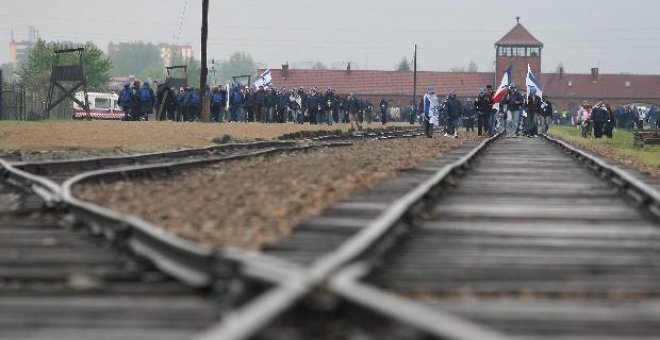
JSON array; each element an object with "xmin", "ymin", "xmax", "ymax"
[
  {"xmin": 526, "ymin": 64, "xmax": 543, "ymax": 100},
  {"xmin": 254, "ymin": 68, "xmax": 272, "ymax": 88}
]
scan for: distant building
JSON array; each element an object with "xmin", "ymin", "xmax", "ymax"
[
  {"xmin": 158, "ymin": 43, "xmax": 193, "ymax": 66},
  {"xmin": 261, "ymin": 20, "xmax": 660, "ymax": 111},
  {"xmin": 107, "ymin": 42, "xmax": 194, "ymax": 67},
  {"xmin": 8, "ymin": 26, "xmax": 39, "ymax": 69}
]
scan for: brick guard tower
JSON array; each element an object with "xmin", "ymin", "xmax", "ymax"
[{"xmin": 495, "ymin": 17, "xmax": 543, "ymax": 88}]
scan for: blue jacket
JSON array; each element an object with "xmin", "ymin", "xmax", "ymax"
[
  {"xmin": 229, "ymin": 89, "xmax": 243, "ymax": 106},
  {"xmin": 444, "ymin": 97, "xmax": 462, "ymax": 119},
  {"xmin": 210, "ymin": 92, "xmax": 224, "ymax": 108},
  {"xmin": 505, "ymin": 91, "xmax": 524, "ymax": 111}
]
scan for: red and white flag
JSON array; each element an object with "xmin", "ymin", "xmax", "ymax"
[{"xmin": 492, "ymin": 66, "xmax": 511, "ymax": 104}]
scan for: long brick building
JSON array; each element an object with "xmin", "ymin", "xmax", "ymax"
[{"xmin": 262, "ymin": 21, "xmax": 660, "ymax": 112}]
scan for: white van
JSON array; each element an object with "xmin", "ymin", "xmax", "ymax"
[{"xmin": 73, "ymin": 92, "xmax": 123, "ymax": 120}]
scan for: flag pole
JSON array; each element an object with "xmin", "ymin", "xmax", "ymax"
[{"xmin": 411, "ymin": 44, "xmax": 417, "ymax": 124}]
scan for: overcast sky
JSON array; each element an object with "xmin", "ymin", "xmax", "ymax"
[{"xmin": 1, "ymin": 0, "xmax": 659, "ymax": 74}]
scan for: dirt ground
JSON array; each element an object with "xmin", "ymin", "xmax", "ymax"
[
  {"xmin": 75, "ymin": 134, "xmax": 479, "ymax": 251},
  {"xmin": 0, "ymin": 121, "xmax": 409, "ymax": 156}
]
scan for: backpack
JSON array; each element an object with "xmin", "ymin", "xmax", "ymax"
[
  {"xmin": 189, "ymin": 91, "xmax": 201, "ymax": 105},
  {"xmin": 139, "ymin": 88, "xmax": 152, "ymax": 103},
  {"xmin": 211, "ymin": 93, "xmax": 222, "ymax": 107},
  {"xmin": 120, "ymin": 90, "xmax": 131, "ymax": 105},
  {"xmin": 233, "ymin": 91, "xmax": 242, "ymax": 103}
]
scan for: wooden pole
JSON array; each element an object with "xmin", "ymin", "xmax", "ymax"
[
  {"xmin": 411, "ymin": 44, "xmax": 417, "ymax": 124},
  {"xmin": 199, "ymin": 0, "xmax": 210, "ymax": 122},
  {"xmin": 0, "ymin": 69, "xmax": 3, "ymax": 120}
]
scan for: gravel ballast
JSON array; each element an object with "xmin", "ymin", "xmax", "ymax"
[{"xmin": 74, "ymin": 135, "xmax": 477, "ymax": 251}]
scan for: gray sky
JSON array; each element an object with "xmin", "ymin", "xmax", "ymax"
[{"xmin": 2, "ymin": 0, "xmax": 659, "ymax": 74}]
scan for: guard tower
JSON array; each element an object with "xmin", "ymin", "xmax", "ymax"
[
  {"xmin": 495, "ymin": 17, "xmax": 543, "ymax": 88},
  {"xmin": 165, "ymin": 65, "xmax": 188, "ymax": 89},
  {"xmin": 45, "ymin": 48, "xmax": 89, "ymax": 119}
]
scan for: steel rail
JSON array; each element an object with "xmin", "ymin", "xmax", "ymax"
[
  {"xmin": 1, "ymin": 130, "xmax": 419, "ymax": 290},
  {"xmin": 12, "ymin": 140, "xmax": 295, "ymax": 175},
  {"xmin": 196, "ymin": 132, "xmax": 504, "ymax": 340},
  {"xmin": 543, "ymin": 134, "xmax": 660, "ymax": 221},
  {"xmin": 12, "ymin": 129, "xmax": 422, "ymax": 181},
  {"xmin": 308, "ymin": 132, "xmax": 503, "ymax": 281},
  {"xmin": 323, "ymin": 134, "xmax": 660, "ymax": 340},
  {"xmin": 329, "ymin": 263, "xmax": 512, "ymax": 340},
  {"xmin": 0, "ymin": 158, "xmax": 62, "ymax": 205},
  {"xmin": 59, "ymin": 143, "xmax": 351, "ymax": 287}
]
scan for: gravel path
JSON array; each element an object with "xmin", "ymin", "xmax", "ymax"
[{"xmin": 74, "ymin": 135, "xmax": 478, "ymax": 251}]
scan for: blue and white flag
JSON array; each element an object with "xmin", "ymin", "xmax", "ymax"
[
  {"xmin": 254, "ymin": 68, "xmax": 272, "ymax": 88},
  {"xmin": 526, "ymin": 64, "xmax": 543, "ymax": 100}
]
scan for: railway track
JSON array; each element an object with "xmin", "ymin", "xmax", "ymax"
[
  {"xmin": 0, "ymin": 184, "xmax": 227, "ymax": 340},
  {"xmin": 0, "ymin": 128, "xmax": 423, "ymax": 340},
  {"xmin": 195, "ymin": 133, "xmax": 660, "ymax": 340},
  {"xmin": 3, "ymin": 127, "xmax": 659, "ymax": 339},
  {"xmin": 11, "ymin": 127, "xmax": 421, "ymax": 184}
]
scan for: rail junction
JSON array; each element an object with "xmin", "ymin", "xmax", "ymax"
[{"xmin": 1, "ymin": 128, "xmax": 659, "ymax": 340}]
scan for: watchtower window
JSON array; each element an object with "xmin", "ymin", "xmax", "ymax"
[
  {"xmin": 498, "ymin": 46, "xmax": 541, "ymax": 57},
  {"xmin": 498, "ymin": 46, "xmax": 512, "ymax": 57}
]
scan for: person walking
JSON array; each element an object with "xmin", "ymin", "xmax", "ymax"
[
  {"xmin": 539, "ymin": 96, "xmax": 553, "ymax": 133},
  {"xmin": 578, "ymin": 101, "xmax": 593, "ymax": 138},
  {"xmin": 379, "ymin": 98, "xmax": 389, "ymax": 125},
  {"xmin": 118, "ymin": 84, "xmax": 132, "ymax": 121},
  {"xmin": 423, "ymin": 86, "xmax": 441, "ymax": 138},
  {"xmin": 524, "ymin": 86, "xmax": 542, "ymax": 137},
  {"xmin": 137, "ymin": 82, "xmax": 155, "ymax": 121},
  {"xmin": 346, "ymin": 93, "xmax": 362, "ymax": 131},
  {"xmin": 504, "ymin": 83, "xmax": 524, "ymax": 137},
  {"xmin": 228, "ymin": 85, "xmax": 242, "ymax": 122},
  {"xmin": 475, "ymin": 88, "xmax": 492, "ymax": 136},
  {"xmin": 209, "ymin": 86, "xmax": 225, "ymax": 122},
  {"xmin": 444, "ymin": 91, "xmax": 462, "ymax": 138},
  {"xmin": 591, "ymin": 100, "xmax": 610, "ymax": 138}
]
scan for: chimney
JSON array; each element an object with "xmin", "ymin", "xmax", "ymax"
[
  {"xmin": 281, "ymin": 62, "xmax": 289, "ymax": 79},
  {"xmin": 346, "ymin": 62, "xmax": 351, "ymax": 74},
  {"xmin": 591, "ymin": 67, "xmax": 599, "ymax": 80},
  {"xmin": 559, "ymin": 66, "xmax": 564, "ymax": 80}
]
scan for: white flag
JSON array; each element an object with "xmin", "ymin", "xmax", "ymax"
[
  {"xmin": 254, "ymin": 68, "xmax": 272, "ymax": 88},
  {"xmin": 526, "ymin": 64, "xmax": 543, "ymax": 100}
]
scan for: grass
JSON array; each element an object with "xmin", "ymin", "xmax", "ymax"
[{"xmin": 548, "ymin": 126, "xmax": 660, "ymax": 175}]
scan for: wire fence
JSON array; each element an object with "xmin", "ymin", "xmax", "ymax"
[{"xmin": 1, "ymin": 82, "xmax": 72, "ymax": 120}]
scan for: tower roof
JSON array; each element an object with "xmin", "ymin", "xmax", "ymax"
[{"xmin": 495, "ymin": 23, "xmax": 543, "ymax": 47}]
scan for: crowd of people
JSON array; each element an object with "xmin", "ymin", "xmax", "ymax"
[
  {"xmin": 117, "ymin": 79, "xmax": 657, "ymax": 140},
  {"xmin": 118, "ymin": 81, "xmax": 391, "ymax": 131},
  {"xmin": 420, "ymin": 83, "xmax": 554, "ymax": 138}
]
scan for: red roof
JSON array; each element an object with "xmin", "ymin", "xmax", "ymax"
[
  {"xmin": 542, "ymin": 73, "xmax": 660, "ymax": 100},
  {"xmin": 495, "ymin": 23, "xmax": 543, "ymax": 46},
  {"xmin": 266, "ymin": 69, "xmax": 494, "ymax": 98}
]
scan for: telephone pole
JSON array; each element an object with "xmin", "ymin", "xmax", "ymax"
[
  {"xmin": 199, "ymin": 0, "xmax": 210, "ymax": 122},
  {"xmin": 411, "ymin": 44, "xmax": 417, "ymax": 124},
  {"xmin": 0, "ymin": 69, "xmax": 3, "ymax": 120}
]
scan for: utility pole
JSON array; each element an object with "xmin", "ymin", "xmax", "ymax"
[
  {"xmin": 411, "ymin": 44, "xmax": 417, "ymax": 124},
  {"xmin": 0, "ymin": 69, "xmax": 3, "ymax": 120},
  {"xmin": 199, "ymin": 0, "xmax": 210, "ymax": 122}
]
